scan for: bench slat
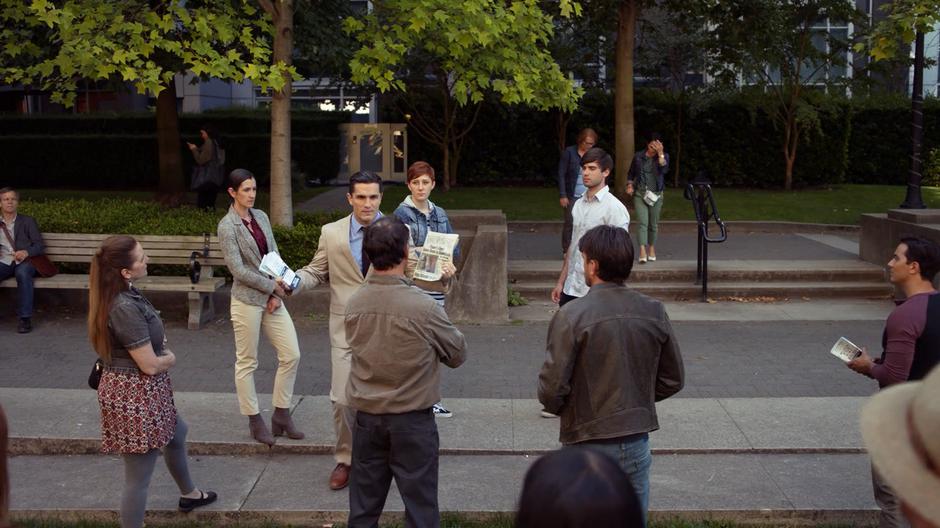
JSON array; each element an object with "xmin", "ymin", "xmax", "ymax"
[{"xmin": 0, "ymin": 275, "xmax": 225, "ymax": 293}]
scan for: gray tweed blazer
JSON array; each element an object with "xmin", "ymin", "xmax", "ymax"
[{"xmin": 217, "ymin": 205, "xmax": 278, "ymax": 307}]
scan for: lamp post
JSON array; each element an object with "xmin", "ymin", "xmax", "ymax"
[{"xmin": 900, "ymin": 31, "xmax": 926, "ymax": 209}]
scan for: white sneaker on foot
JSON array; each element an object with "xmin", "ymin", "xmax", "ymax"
[
  {"xmin": 540, "ymin": 409, "xmax": 559, "ymax": 418},
  {"xmin": 432, "ymin": 403, "xmax": 453, "ymax": 418}
]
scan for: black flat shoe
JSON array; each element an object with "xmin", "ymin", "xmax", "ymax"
[{"xmin": 178, "ymin": 490, "xmax": 218, "ymax": 513}]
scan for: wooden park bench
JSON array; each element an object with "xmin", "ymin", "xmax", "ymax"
[{"xmin": 0, "ymin": 233, "xmax": 227, "ymax": 330}]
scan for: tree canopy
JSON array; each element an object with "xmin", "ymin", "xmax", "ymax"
[
  {"xmin": 344, "ymin": 0, "xmax": 583, "ymax": 187},
  {"xmin": 0, "ymin": 0, "xmax": 292, "ymax": 105}
]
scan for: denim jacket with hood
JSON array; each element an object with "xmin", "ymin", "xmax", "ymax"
[{"xmin": 393, "ymin": 196, "xmax": 460, "ymax": 260}]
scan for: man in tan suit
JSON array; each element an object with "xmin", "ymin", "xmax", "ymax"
[{"xmin": 293, "ymin": 171, "xmax": 383, "ymax": 490}]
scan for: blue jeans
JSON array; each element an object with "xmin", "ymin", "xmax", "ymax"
[
  {"xmin": 584, "ymin": 433, "xmax": 652, "ymax": 524},
  {"xmin": 0, "ymin": 260, "xmax": 36, "ymax": 318}
]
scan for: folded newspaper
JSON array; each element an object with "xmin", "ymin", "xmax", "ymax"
[
  {"xmin": 259, "ymin": 252, "xmax": 301, "ymax": 290},
  {"xmin": 830, "ymin": 336, "xmax": 863, "ymax": 363},
  {"xmin": 413, "ymin": 232, "xmax": 459, "ymax": 282}
]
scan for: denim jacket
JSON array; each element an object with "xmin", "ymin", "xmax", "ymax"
[
  {"xmin": 627, "ymin": 152, "xmax": 670, "ymax": 193},
  {"xmin": 393, "ymin": 197, "xmax": 460, "ymax": 260}
]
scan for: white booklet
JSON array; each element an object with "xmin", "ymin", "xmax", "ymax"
[
  {"xmin": 413, "ymin": 232, "xmax": 459, "ymax": 282},
  {"xmin": 259, "ymin": 252, "xmax": 300, "ymax": 290},
  {"xmin": 830, "ymin": 336, "xmax": 863, "ymax": 363}
]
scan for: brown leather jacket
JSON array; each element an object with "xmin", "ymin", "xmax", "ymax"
[{"xmin": 538, "ymin": 282, "xmax": 684, "ymax": 444}]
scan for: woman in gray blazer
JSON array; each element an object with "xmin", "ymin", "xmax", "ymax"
[{"xmin": 217, "ymin": 169, "xmax": 304, "ymax": 446}]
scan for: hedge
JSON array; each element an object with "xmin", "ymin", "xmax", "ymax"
[
  {"xmin": 0, "ymin": 109, "xmax": 351, "ymax": 138},
  {"xmin": 0, "ymin": 135, "xmax": 340, "ymax": 188},
  {"xmin": 385, "ymin": 89, "xmax": 940, "ymax": 188},
  {"xmin": 5, "ymin": 94, "xmax": 940, "ymax": 189},
  {"xmin": 19, "ymin": 199, "xmax": 344, "ymax": 271}
]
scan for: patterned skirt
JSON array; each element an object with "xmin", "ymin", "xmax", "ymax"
[{"xmin": 97, "ymin": 369, "xmax": 177, "ymax": 454}]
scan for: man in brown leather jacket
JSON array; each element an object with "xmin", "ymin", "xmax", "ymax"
[{"xmin": 538, "ymin": 225, "xmax": 684, "ymax": 524}]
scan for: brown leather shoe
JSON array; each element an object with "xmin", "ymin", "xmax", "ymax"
[{"xmin": 329, "ymin": 463, "xmax": 350, "ymax": 490}]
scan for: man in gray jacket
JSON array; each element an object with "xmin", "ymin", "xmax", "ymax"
[
  {"xmin": 0, "ymin": 187, "xmax": 45, "ymax": 333},
  {"xmin": 538, "ymin": 225, "xmax": 684, "ymax": 523},
  {"xmin": 344, "ymin": 216, "xmax": 467, "ymax": 528}
]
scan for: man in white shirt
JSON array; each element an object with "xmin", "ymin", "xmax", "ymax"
[{"xmin": 551, "ymin": 148, "xmax": 631, "ymax": 307}]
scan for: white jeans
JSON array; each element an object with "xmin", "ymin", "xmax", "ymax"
[{"xmin": 230, "ymin": 297, "xmax": 301, "ymax": 415}]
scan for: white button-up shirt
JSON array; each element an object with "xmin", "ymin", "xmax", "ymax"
[
  {"xmin": 563, "ymin": 186, "xmax": 630, "ymax": 298},
  {"xmin": 0, "ymin": 215, "xmax": 16, "ymax": 266}
]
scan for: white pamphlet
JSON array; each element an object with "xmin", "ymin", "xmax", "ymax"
[
  {"xmin": 259, "ymin": 252, "xmax": 300, "ymax": 290},
  {"xmin": 830, "ymin": 336, "xmax": 862, "ymax": 363}
]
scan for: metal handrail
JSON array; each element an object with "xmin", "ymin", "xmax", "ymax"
[{"xmin": 684, "ymin": 177, "xmax": 727, "ymax": 301}]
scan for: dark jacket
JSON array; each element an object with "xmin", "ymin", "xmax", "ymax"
[
  {"xmin": 557, "ymin": 145, "xmax": 583, "ymax": 199},
  {"xmin": 8, "ymin": 214, "xmax": 45, "ymax": 256},
  {"xmin": 538, "ymin": 282, "xmax": 684, "ymax": 445},
  {"xmin": 627, "ymin": 152, "xmax": 670, "ymax": 193}
]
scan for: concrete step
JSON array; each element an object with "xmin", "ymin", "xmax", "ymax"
[
  {"xmin": 3, "ymin": 389, "xmax": 869, "ymax": 456},
  {"xmin": 8, "ymin": 452, "xmax": 878, "ymax": 526},
  {"xmin": 511, "ymin": 280, "xmax": 893, "ymax": 301},
  {"xmin": 509, "ymin": 259, "xmax": 886, "ymax": 283}
]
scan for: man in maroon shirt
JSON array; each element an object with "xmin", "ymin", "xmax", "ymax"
[{"xmin": 847, "ymin": 236, "xmax": 940, "ymax": 528}]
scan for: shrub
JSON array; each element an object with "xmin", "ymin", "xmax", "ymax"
[{"xmin": 18, "ymin": 199, "xmax": 344, "ymax": 271}]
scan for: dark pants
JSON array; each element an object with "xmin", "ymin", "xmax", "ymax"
[
  {"xmin": 0, "ymin": 260, "xmax": 36, "ymax": 318},
  {"xmin": 561, "ymin": 198, "xmax": 577, "ymax": 253},
  {"xmin": 348, "ymin": 409, "xmax": 440, "ymax": 528},
  {"xmin": 872, "ymin": 464, "xmax": 909, "ymax": 528},
  {"xmin": 196, "ymin": 186, "xmax": 218, "ymax": 211},
  {"xmin": 559, "ymin": 292, "xmax": 579, "ymax": 307}
]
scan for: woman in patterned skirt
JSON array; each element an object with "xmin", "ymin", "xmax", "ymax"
[{"xmin": 88, "ymin": 235, "xmax": 217, "ymax": 528}]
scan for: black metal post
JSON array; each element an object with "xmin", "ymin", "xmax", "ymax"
[
  {"xmin": 900, "ymin": 31, "xmax": 926, "ymax": 209},
  {"xmin": 701, "ymin": 233, "xmax": 709, "ymax": 302}
]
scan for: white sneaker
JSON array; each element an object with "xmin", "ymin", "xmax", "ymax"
[
  {"xmin": 540, "ymin": 409, "xmax": 559, "ymax": 418},
  {"xmin": 432, "ymin": 403, "xmax": 453, "ymax": 418},
  {"xmin": 638, "ymin": 255, "xmax": 647, "ymax": 264}
]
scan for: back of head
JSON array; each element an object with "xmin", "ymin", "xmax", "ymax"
[
  {"xmin": 88, "ymin": 235, "xmax": 139, "ymax": 362},
  {"xmin": 901, "ymin": 237, "xmax": 940, "ymax": 282},
  {"xmin": 580, "ymin": 147, "xmax": 613, "ymax": 173},
  {"xmin": 578, "ymin": 225, "xmax": 635, "ymax": 284},
  {"xmin": 363, "ymin": 216, "xmax": 409, "ymax": 271},
  {"xmin": 516, "ymin": 447, "xmax": 643, "ymax": 528},
  {"xmin": 349, "ymin": 170, "xmax": 383, "ymax": 195}
]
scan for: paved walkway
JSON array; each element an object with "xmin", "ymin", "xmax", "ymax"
[
  {"xmin": 0, "ymin": 225, "xmax": 893, "ymax": 525},
  {"xmin": 5, "ymin": 389, "xmax": 877, "ymax": 524}
]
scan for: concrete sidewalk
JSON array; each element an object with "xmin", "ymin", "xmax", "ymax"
[
  {"xmin": 4, "ymin": 388, "xmax": 878, "ymax": 524},
  {"xmin": 1, "ymin": 389, "xmax": 868, "ymax": 455}
]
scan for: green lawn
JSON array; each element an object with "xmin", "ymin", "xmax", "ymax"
[
  {"xmin": 380, "ymin": 183, "xmax": 940, "ymax": 224},
  {"xmin": 15, "ymin": 184, "xmax": 940, "ymax": 225}
]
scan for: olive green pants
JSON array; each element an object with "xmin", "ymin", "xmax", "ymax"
[{"xmin": 633, "ymin": 194, "xmax": 664, "ymax": 247}]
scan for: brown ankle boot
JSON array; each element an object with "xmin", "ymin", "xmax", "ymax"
[
  {"xmin": 248, "ymin": 413, "xmax": 275, "ymax": 446},
  {"xmin": 271, "ymin": 407, "xmax": 305, "ymax": 439}
]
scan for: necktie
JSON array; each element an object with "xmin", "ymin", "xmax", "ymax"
[{"xmin": 360, "ymin": 226, "xmax": 370, "ymax": 276}]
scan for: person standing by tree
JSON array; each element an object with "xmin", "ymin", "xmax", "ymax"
[
  {"xmin": 187, "ymin": 124, "xmax": 225, "ymax": 211},
  {"xmin": 627, "ymin": 133, "xmax": 669, "ymax": 264},
  {"xmin": 558, "ymin": 129, "xmax": 598, "ymax": 254}
]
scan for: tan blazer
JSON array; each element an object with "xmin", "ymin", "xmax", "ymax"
[{"xmin": 296, "ymin": 215, "xmax": 366, "ymax": 350}]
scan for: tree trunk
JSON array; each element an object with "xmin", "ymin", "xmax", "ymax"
[
  {"xmin": 614, "ymin": 0, "xmax": 638, "ymax": 199},
  {"xmin": 440, "ymin": 143, "xmax": 452, "ymax": 191},
  {"xmin": 265, "ymin": 0, "xmax": 294, "ymax": 227},
  {"xmin": 555, "ymin": 109, "xmax": 571, "ymax": 153},
  {"xmin": 673, "ymin": 96, "xmax": 683, "ymax": 188},
  {"xmin": 901, "ymin": 31, "xmax": 926, "ymax": 209},
  {"xmin": 155, "ymin": 80, "xmax": 185, "ymax": 206}
]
